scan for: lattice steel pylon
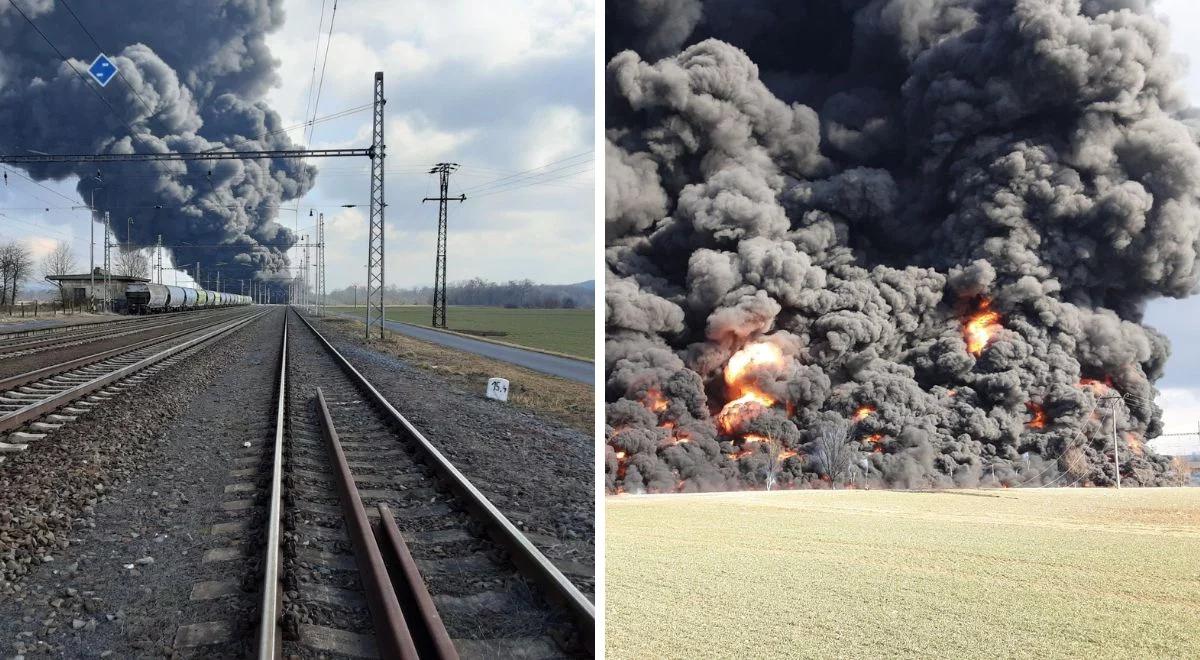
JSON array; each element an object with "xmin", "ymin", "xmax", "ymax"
[
  {"xmin": 423, "ymin": 162, "xmax": 464, "ymax": 328},
  {"xmin": 155, "ymin": 234, "xmax": 163, "ymax": 285},
  {"xmin": 365, "ymin": 71, "xmax": 387, "ymax": 340},
  {"xmin": 102, "ymin": 212, "xmax": 111, "ymax": 312},
  {"xmin": 318, "ymin": 212, "xmax": 326, "ymax": 317}
]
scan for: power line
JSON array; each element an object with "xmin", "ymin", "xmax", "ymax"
[
  {"xmin": 303, "ymin": 0, "xmax": 330, "ymax": 133},
  {"xmin": 306, "ymin": 0, "xmax": 339, "ymax": 148},
  {"xmin": 1, "ymin": 165, "xmax": 81, "ymax": 205},
  {"xmin": 467, "ymin": 164, "xmax": 593, "ymax": 200},
  {"xmin": 5, "ymin": 0, "xmax": 160, "ymax": 158},
  {"xmin": 457, "ymin": 150, "xmax": 593, "ymax": 194},
  {"xmin": 213, "ymin": 103, "xmax": 371, "ymax": 153},
  {"xmin": 56, "ymin": 0, "xmax": 156, "ymax": 119}
]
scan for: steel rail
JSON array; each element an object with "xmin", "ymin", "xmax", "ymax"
[
  {"xmin": 315, "ymin": 387, "xmax": 420, "ymax": 659},
  {"xmin": 292, "ymin": 310, "xmax": 596, "ymax": 647},
  {"xmin": 0, "ymin": 312, "xmax": 227, "ymax": 357},
  {"xmin": 257, "ymin": 311, "xmax": 288, "ymax": 659},
  {"xmin": 375, "ymin": 503, "xmax": 459, "ymax": 660},
  {"xmin": 0, "ymin": 310, "xmax": 266, "ymax": 433},
  {"xmin": 0, "ymin": 309, "xmax": 248, "ymax": 392},
  {"xmin": 0, "ymin": 310, "xmax": 192, "ymax": 342}
]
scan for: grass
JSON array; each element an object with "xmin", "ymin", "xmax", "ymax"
[
  {"xmin": 314, "ymin": 316, "xmax": 593, "ymax": 433},
  {"xmin": 606, "ymin": 488, "xmax": 1200, "ymax": 659},
  {"xmin": 326, "ymin": 305, "xmax": 594, "ymax": 359}
]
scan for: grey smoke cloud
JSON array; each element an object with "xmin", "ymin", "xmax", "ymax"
[
  {"xmin": 0, "ymin": 0, "xmax": 313, "ymax": 289},
  {"xmin": 606, "ymin": 0, "xmax": 1198, "ymax": 492}
]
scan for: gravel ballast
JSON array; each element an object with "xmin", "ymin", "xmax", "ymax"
[
  {"xmin": 307, "ymin": 314, "xmax": 595, "ymax": 595},
  {"xmin": 0, "ymin": 307, "xmax": 284, "ymax": 657}
]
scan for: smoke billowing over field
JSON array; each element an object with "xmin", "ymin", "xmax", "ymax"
[{"xmin": 605, "ymin": 0, "xmax": 1199, "ymax": 492}]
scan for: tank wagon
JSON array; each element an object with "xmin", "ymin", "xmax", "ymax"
[{"xmin": 126, "ymin": 283, "xmax": 251, "ymax": 313}]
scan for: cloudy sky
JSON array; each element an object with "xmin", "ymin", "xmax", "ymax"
[
  {"xmin": 0, "ymin": 0, "xmax": 594, "ymax": 291},
  {"xmin": 1147, "ymin": 0, "xmax": 1200, "ymax": 449}
]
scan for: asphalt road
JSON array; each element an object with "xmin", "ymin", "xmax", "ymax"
[{"xmin": 330, "ymin": 310, "xmax": 594, "ymax": 384}]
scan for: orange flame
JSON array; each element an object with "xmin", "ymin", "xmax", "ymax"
[
  {"xmin": 717, "ymin": 391, "xmax": 774, "ymax": 433},
  {"xmin": 724, "ymin": 343, "xmax": 785, "ymax": 387},
  {"xmin": 1079, "ymin": 376, "xmax": 1114, "ymax": 394},
  {"xmin": 1125, "ymin": 432, "xmax": 1145, "ymax": 456},
  {"xmin": 717, "ymin": 342, "xmax": 785, "ymax": 433},
  {"xmin": 645, "ymin": 389, "xmax": 669, "ymax": 412},
  {"xmin": 615, "ymin": 451, "xmax": 626, "ymax": 460},
  {"xmin": 1026, "ymin": 402, "xmax": 1047, "ymax": 429},
  {"xmin": 964, "ymin": 299, "xmax": 1002, "ymax": 356},
  {"xmin": 853, "ymin": 405, "xmax": 875, "ymax": 422}
]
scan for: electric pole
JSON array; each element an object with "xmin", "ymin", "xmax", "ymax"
[
  {"xmin": 423, "ymin": 162, "xmax": 465, "ymax": 328},
  {"xmin": 155, "ymin": 234, "xmax": 162, "ymax": 285},
  {"xmin": 103, "ymin": 213, "xmax": 111, "ymax": 312},
  {"xmin": 318, "ymin": 212, "xmax": 326, "ymax": 317},
  {"xmin": 1101, "ymin": 395, "xmax": 1122, "ymax": 489},
  {"xmin": 365, "ymin": 71, "xmax": 387, "ymax": 340}
]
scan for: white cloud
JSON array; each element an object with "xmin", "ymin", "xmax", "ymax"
[
  {"xmin": 1152, "ymin": 387, "xmax": 1200, "ymax": 455},
  {"xmin": 517, "ymin": 105, "xmax": 591, "ymax": 171},
  {"xmin": 329, "ymin": 0, "xmax": 593, "ymax": 72},
  {"xmin": 386, "ymin": 114, "xmax": 478, "ymax": 164},
  {"xmin": 25, "ymin": 236, "xmax": 59, "ymax": 260}
]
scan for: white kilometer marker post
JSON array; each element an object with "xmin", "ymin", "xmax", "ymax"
[{"xmin": 486, "ymin": 378, "xmax": 509, "ymax": 402}]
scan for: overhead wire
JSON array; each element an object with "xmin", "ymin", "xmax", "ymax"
[
  {"xmin": 303, "ymin": 0, "xmax": 329, "ymax": 132},
  {"xmin": 5, "ymin": 0, "xmax": 163, "ymax": 161},
  {"xmin": 56, "ymin": 0, "xmax": 157, "ymax": 120},
  {"xmin": 466, "ymin": 164, "xmax": 594, "ymax": 200},
  {"xmin": 305, "ymin": 0, "xmax": 339, "ymax": 148},
  {"xmin": 456, "ymin": 150, "xmax": 593, "ymax": 194}
]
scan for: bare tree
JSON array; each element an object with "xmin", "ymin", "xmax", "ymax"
[
  {"xmin": 812, "ymin": 424, "xmax": 857, "ymax": 488},
  {"xmin": 116, "ymin": 249, "xmax": 150, "ymax": 279},
  {"xmin": 42, "ymin": 241, "xmax": 77, "ymax": 304},
  {"xmin": 0, "ymin": 241, "xmax": 34, "ymax": 306},
  {"xmin": 1060, "ymin": 445, "xmax": 1089, "ymax": 484},
  {"xmin": 764, "ymin": 435, "xmax": 785, "ymax": 491}
]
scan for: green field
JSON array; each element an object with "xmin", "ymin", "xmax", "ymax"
[
  {"xmin": 326, "ymin": 305, "xmax": 593, "ymax": 359},
  {"xmin": 606, "ymin": 488, "xmax": 1200, "ymax": 659}
]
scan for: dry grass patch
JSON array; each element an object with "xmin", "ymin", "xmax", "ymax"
[
  {"xmin": 606, "ymin": 488, "xmax": 1200, "ymax": 659},
  {"xmin": 314, "ymin": 316, "xmax": 592, "ymax": 433}
]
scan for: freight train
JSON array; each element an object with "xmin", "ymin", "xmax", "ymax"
[{"xmin": 125, "ymin": 283, "xmax": 251, "ymax": 313}]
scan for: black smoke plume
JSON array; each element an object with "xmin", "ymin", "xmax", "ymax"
[
  {"xmin": 0, "ymin": 0, "xmax": 313, "ymax": 289},
  {"xmin": 606, "ymin": 0, "xmax": 1198, "ymax": 492}
]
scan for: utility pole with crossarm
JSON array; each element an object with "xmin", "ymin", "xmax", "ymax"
[{"xmin": 423, "ymin": 162, "xmax": 465, "ymax": 329}]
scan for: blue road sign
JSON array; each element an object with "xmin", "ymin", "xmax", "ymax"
[{"xmin": 87, "ymin": 54, "xmax": 117, "ymax": 87}]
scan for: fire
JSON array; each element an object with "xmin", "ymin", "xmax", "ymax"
[
  {"xmin": 853, "ymin": 405, "xmax": 875, "ymax": 422},
  {"xmin": 645, "ymin": 389, "xmax": 669, "ymax": 412},
  {"xmin": 865, "ymin": 433, "xmax": 884, "ymax": 443},
  {"xmin": 964, "ymin": 299, "xmax": 1002, "ymax": 356},
  {"xmin": 717, "ymin": 342, "xmax": 785, "ymax": 433},
  {"xmin": 1026, "ymin": 402, "xmax": 1047, "ymax": 429},
  {"xmin": 727, "ymin": 434, "xmax": 798, "ymax": 461},
  {"xmin": 615, "ymin": 451, "xmax": 626, "ymax": 460},
  {"xmin": 724, "ymin": 342, "xmax": 785, "ymax": 387},
  {"xmin": 717, "ymin": 391, "xmax": 774, "ymax": 433},
  {"xmin": 1079, "ymin": 376, "xmax": 1114, "ymax": 394},
  {"xmin": 1125, "ymin": 432, "xmax": 1145, "ymax": 456}
]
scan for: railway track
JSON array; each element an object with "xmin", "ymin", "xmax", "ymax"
[
  {"xmin": 0, "ymin": 310, "xmax": 189, "ymax": 342},
  {"xmin": 250, "ymin": 307, "xmax": 593, "ymax": 658},
  {"xmin": 0, "ymin": 310, "xmax": 225, "ymax": 360},
  {"xmin": 0, "ymin": 308, "xmax": 268, "ymax": 459}
]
